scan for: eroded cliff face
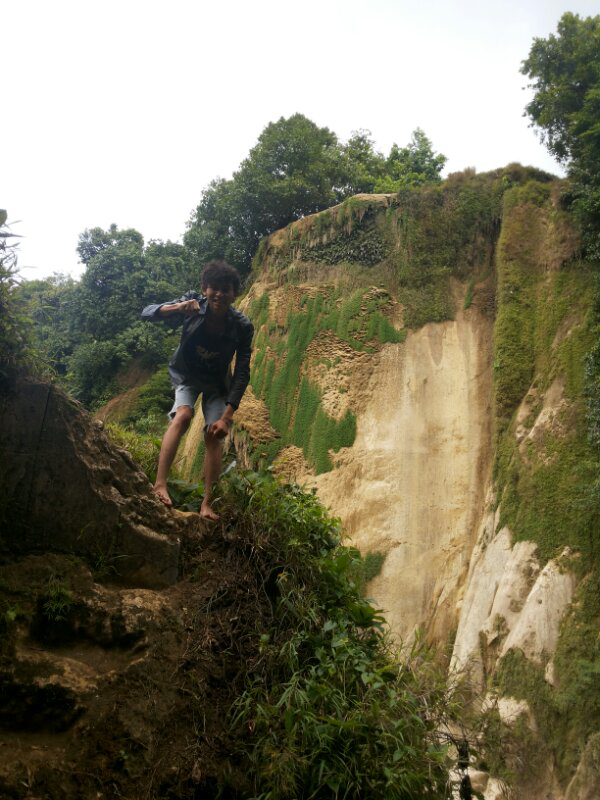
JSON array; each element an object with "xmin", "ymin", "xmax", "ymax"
[
  {"xmin": 311, "ymin": 300, "xmax": 493, "ymax": 643},
  {"xmin": 179, "ymin": 169, "xmax": 600, "ymax": 797}
]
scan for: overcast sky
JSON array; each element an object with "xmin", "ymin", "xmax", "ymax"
[{"xmin": 4, "ymin": 0, "xmax": 598, "ymax": 280}]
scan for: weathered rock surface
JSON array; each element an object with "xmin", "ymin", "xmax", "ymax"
[
  {"xmin": 312, "ymin": 301, "xmax": 494, "ymax": 642},
  {"xmin": 0, "ymin": 530, "xmax": 266, "ymax": 799},
  {"xmin": 499, "ymin": 549, "xmax": 575, "ymax": 663},
  {"xmin": 0, "ymin": 379, "xmax": 191, "ymax": 587}
]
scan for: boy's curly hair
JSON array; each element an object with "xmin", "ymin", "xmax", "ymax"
[{"xmin": 201, "ymin": 260, "xmax": 241, "ymax": 296}]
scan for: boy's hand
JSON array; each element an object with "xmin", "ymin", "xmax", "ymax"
[
  {"xmin": 208, "ymin": 418, "xmax": 231, "ymax": 439},
  {"xmin": 178, "ymin": 299, "xmax": 200, "ymax": 315}
]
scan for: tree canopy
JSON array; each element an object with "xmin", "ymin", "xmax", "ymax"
[
  {"xmin": 185, "ymin": 114, "xmax": 446, "ymax": 277},
  {"xmin": 18, "ymin": 228, "xmax": 194, "ymax": 406},
  {"xmin": 522, "ymin": 12, "xmax": 600, "ymax": 255}
]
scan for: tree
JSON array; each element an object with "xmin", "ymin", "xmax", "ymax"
[
  {"xmin": 376, "ymin": 129, "xmax": 446, "ymax": 192},
  {"xmin": 185, "ymin": 116, "xmax": 447, "ymax": 277},
  {"xmin": 185, "ymin": 115, "xmax": 344, "ymax": 276},
  {"xmin": 16, "ymin": 274, "xmax": 78, "ymax": 376},
  {"xmin": 522, "ymin": 13, "xmax": 600, "ymax": 165},
  {"xmin": 337, "ymin": 130, "xmax": 386, "ymax": 195},
  {"xmin": 522, "ymin": 13, "xmax": 600, "ymax": 255},
  {"xmin": 17, "ymin": 225, "xmax": 194, "ymax": 406}
]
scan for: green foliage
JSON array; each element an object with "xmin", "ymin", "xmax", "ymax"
[
  {"xmin": 493, "ymin": 188, "xmax": 541, "ymax": 428},
  {"xmin": 305, "ymin": 218, "xmax": 389, "ymax": 267},
  {"xmin": 15, "ymin": 273, "xmax": 78, "ymax": 377},
  {"xmin": 41, "ymin": 574, "xmax": 73, "ymax": 623},
  {"xmin": 185, "ymin": 115, "xmax": 344, "ymax": 276},
  {"xmin": 336, "ymin": 128, "xmax": 446, "ymax": 196},
  {"xmin": 68, "ymin": 339, "xmax": 126, "ymax": 408},
  {"xmin": 375, "ymin": 314, "xmax": 406, "ymax": 344},
  {"xmin": 0, "ymin": 601, "xmax": 22, "ymax": 644},
  {"xmin": 0, "ymin": 211, "xmax": 41, "ymax": 379},
  {"xmin": 106, "ymin": 423, "xmax": 161, "ymax": 483},
  {"xmin": 522, "ymin": 13, "xmax": 600, "ymax": 166},
  {"xmin": 522, "ymin": 13, "xmax": 600, "ymax": 255},
  {"xmin": 463, "ymin": 279, "xmax": 475, "ymax": 310},
  {"xmin": 124, "ymin": 368, "xmax": 173, "ymax": 432},
  {"xmin": 493, "ymin": 232, "xmax": 600, "ymax": 564},
  {"xmin": 494, "ymin": 635, "xmax": 600, "ymax": 782},
  {"xmin": 18, "ymin": 226, "xmax": 193, "ymax": 407},
  {"xmin": 223, "ymin": 471, "xmax": 450, "ymax": 799},
  {"xmin": 251, "ymin": 291, "xmax": 389, "ymax": 473},
  {"xmin": 165, "ymin": 478, "xmax": 207, "ymax": 512},
  {"xmin": 308, "ymin": 406, "xmax": 334, "ymax": 474},
  {"xmin": 400, "ymin": 280, "xmax": 453, "ymax": 329},
  {"xmin": 376, "ymin": 129, "xmax": 447, "ymax": 192},
  {"xmin": 584, "ymin": 278, "xmax": 600, "ymax": 450},
  {"xmin": 248, "ymin": 291, "xmax": 270, "ymax": 331},
  {"xmin": 497, "ymin": 426, "xmax": 600, "ymax": 565},
  {"xmin": 185, "ymin": 116, "xmax": 446, "ymax": 278}
]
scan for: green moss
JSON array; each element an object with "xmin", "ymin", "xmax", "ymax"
[
  {"xmin": 493, "ymin": 643, "xmax": 600, "ymax": 783},
  {"xmin": 304, "ymin": 218, "xmax": 389, "ymax": 267},
  {"xmin": 499, "ymin": 427, "xmax": 600, "ymax": 564},
  {"xmin": 478, "ymin": 705, "xmax": 543, "ymax": 787},
  {"xmin": 489, "ymin": 192, "xmax": 600, "ymax": 786},
  {"xmin": 250, "ymin": 288, "xmax": 405, "ymax": 472},
  {"xmin": 493, "ymin": 220, "xmax": 600, "ymax": 564},
  {"xmin": 553, "ymin": 575, "xmax": 600, "ymax": 770},
  {"xmin": 400, "ymin": 276, "xmax": 453, "ymax": 329},
  {"xmin": 493, "ymin": 191, "xmax": 542, "ymax": 428},
  {"xmin": 248, "ymin": 291, "xmax": 270, "ymax": 331},
  {"xmin": 463, "ymin": 279, "xmax": 475, "ymax": 310}
]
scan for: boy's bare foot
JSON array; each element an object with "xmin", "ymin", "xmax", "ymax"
[
  {"xmin": 153, "ymin": 484, "xmax": 172, "ymax": 508},
  {"xmin": 200, "ymin": 501, "xmax": 219, "ymax": 521}
]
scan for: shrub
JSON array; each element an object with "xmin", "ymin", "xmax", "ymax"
[
  {"xmin": 223, "ymin": 470, "xmax": 451, "ymax": 799},
  {"xmin": 125, "ymin": 368, "xmax": 173, "ymax": 431}
]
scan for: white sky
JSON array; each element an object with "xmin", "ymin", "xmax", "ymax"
[{"xmin": 4, "ymin": 0, "xmax": 598, "ymax": 280}]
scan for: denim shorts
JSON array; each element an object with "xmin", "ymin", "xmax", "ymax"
[{"xmin": 168, "ymin": 381, "xmax": 226, "ymax": 429}]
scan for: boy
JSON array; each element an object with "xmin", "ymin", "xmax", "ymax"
[{"xmin": 142, "ymin": 260, "xmax": 253, "ymax": 519}]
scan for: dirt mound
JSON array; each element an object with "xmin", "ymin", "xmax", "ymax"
[
  {"xmin": 0, "ymin": 379, "xmax": 193, "ymax": 587},
  {"xmin": 0, "ymin": 524, "xmax": 267, "ymax": 799}
]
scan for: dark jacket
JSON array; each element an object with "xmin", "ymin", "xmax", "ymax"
[{"xmin": 141, "ymin": 291, "xmax": 254, "ymax": 410}]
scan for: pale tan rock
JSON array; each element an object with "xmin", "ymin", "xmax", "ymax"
[
  {"xmin": 312, "ymin": 303, "xmax": 494, "ymax": 643},
  {"xmin": 500, "ymin": 550, "xmax": 575, "ymax": 663},
  {"xmin": 484, "ymin": 777, "xmax": 510, "ymax": 799},
  {"xmin": 450, "ymin": 522, "xmax": 512, "ymax": 680},
  {"xmin": 481, "ymin": 540, "xmax": 540, "ymax": 646},
  {"xmin": 497, "ymin": 696, "xmax": 535, "ymax": 729},
  {"xmin": 524, "ymin": 376, "xmax": 570, "ymax": 449},
  {"xmin": 545, "ymin": 659, "xmax": 557, "ymax": 686},
  {"xmin": 469, "ymin": 769, "xmax": 490, "ymax": 793}
]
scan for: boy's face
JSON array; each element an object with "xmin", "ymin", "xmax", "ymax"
[{"xmin": 204, "ymin": 282, "xmax": 236, "ymax": 316}]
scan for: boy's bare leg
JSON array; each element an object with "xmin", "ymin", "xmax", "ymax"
[
  {"xmin": 200, "ymin": 430, "xmax": 222, "ymax": 521},
  {"xmin": 153, "ymin": 406, "xmax": 193, "ymax": 507}
]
